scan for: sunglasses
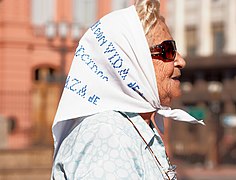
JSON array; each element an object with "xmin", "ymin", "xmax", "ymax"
[{"xmin": 150, "ymin": 40, "xmax": 177, "ymax": 62}]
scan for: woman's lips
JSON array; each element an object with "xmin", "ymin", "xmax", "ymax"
[{"xmin": 171, "ymin": 74, "xmax": 181, "ymax": 81}]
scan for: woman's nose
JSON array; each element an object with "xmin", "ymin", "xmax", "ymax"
[{"xmin": 174, "ymin": 52, "xmax": 186, "ymax": 69}]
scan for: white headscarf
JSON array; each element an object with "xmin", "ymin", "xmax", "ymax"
[{"xmin": 52, "ymin": 6, "xmax": 204, "ymax": 151}]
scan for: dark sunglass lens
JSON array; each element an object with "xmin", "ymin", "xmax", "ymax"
[
  {"xmin": 162, "ymin": 41, "xmax": 176, "ymax": 60},
  {"xmin": 165, "ymin": 51, "xmax": 172, "ymax": 60},
  {"xmin": 150, "ymin": 40, "xmax": 177, "ymax": 61}
]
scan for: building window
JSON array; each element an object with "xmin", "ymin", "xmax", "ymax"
[
  {"xmin": 186, "ymin": 27, "xmax": 197, "ymax": 56},
  {"xmin": 73, "ymin": 0, "xmax": 97, "ymax": 27},
  {"xmin": 212, "ymin": 24, "xmax": 224, "ymax": 55},
  {"xmin": 112, "ymin": 0, "xmax": 131, "ymax": 11},
  {"xmin": 34, "ymin": 67, "xmax": 56, "ymax": 83},
  {"xmin": 31, "ymin": 0, "xmax": 55, "ymax": 26}
]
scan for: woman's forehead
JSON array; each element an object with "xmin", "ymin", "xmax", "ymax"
[{"xmin": 149, "ymin": 19, "xmax": 173, "ymax": 46}]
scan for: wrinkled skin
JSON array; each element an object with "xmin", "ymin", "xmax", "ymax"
[
  {"xmin": 146, "ymin": 18, "xmax": 186, "ymax": 107},
  {"xmin": 139, "ymin": 18, "xmax": 186, "ymax": 125}
]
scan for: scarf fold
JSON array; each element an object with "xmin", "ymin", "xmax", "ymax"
[{"xmin": 52, "ymin": 5, "xmax": 204, "ymax": 149}]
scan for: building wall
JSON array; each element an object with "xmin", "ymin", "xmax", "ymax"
[
  {"xmin": 167, "ymin": 0, "xmax": 236, "ymax": 56},
  {"xmin": 0, "ymin": 0, "xmax": 33, "ymax": 148},
  {"xmin": 0, "ymin": 0, "xmax": 99, "ymax": 148}
]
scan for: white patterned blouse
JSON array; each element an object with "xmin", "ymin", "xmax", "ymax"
[{"xmin": 51, "ymin": 110, "xmax": 177, "ymax": 180}]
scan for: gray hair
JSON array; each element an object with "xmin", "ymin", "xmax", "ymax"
[{"xmin": 134, "ymin": 0, "xmax": 160, "ymax": 35}]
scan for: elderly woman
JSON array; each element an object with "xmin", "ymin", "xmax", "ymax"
[{"xmin": 51, "ymin": 0, "xmax": 204, "ymax": 179}]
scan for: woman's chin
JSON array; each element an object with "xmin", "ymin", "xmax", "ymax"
[{"xmin": 160, "ymin": 91, "xmax": 182, "ymax": 107}]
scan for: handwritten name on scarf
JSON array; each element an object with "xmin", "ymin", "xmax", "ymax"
[
  {"xmin": 90, "ymin": 20, "xmax": 130, "ymax": 81},
  {"xmin": 71, "ymin": 20, "xmax": 144, "ymax": 103},
  {"xmin": 74, "ymin": 45, "xmax": 109, "ymax": 81},
  {"xmin": 65, "ymin": 75, "xmax": 101, "ymax": 105}
]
